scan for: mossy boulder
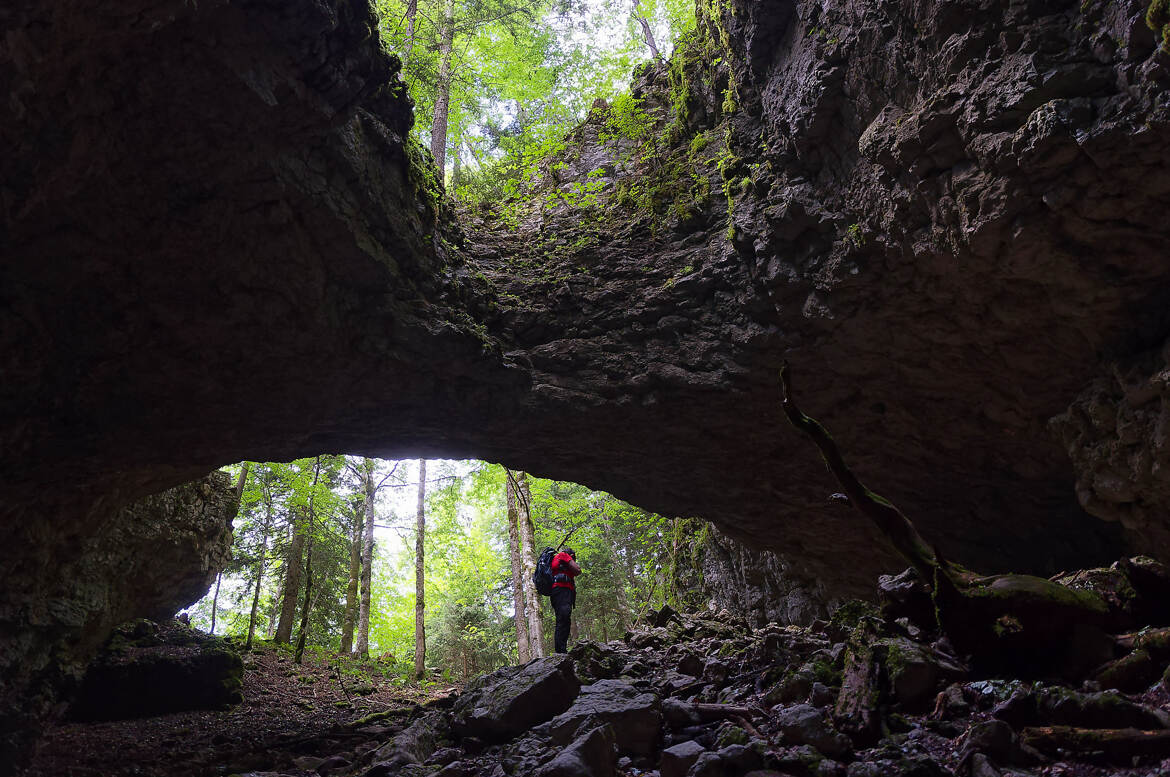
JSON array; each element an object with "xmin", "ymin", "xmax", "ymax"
[
  {"xmin": 70, "ymin": 619, "xmax": 242, "ymax": 721},
  {"xmin": 994, "ymin": 685, "xmax": 1170, "ymax": 730},
  {"xmin": 873, "ymin": 636, "xmax": 967, "ymax": 710}
]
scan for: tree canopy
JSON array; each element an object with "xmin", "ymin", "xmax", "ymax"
[
  {"xmin": 373, "ymin": 0, "xmax": 697, "ymax": 193},
  {"xmin": 186, "ymin": 458, "xmax": 700, "ymax": 683}
]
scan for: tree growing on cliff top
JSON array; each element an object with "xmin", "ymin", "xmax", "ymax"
[{"xmin": 376, "ymin": 0, "xmax": 696, "ymax": 184}]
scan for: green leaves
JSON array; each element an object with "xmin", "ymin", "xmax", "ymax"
[
  {"xmin": 191, "ymin": 457, "xmax": 693, "ymax": 682},
  {"xmin": 375, "ymin": 0, "xmax": 695, "ymax": 200}
]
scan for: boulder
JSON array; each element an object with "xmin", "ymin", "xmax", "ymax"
[
  {"xmin": 628, "ymin": 627, "xmax": 671, "ymax": 649},
  {"xmin": 678, "ymin": 653, "xmax": 705, "ymax": 677},
  {"xmin": 660, "ymin": 739, "xmax": 705, "ymax": 777},
  {"xmin": 993, "ymin": 686, "xmax": 1170, "ymax": 730},
  {"xmin": 547, "ymin": 679, "xmax": 662, "ymax": 756},
  {"xmin": 535, "ymin": 724, "xmax": 617, "ymax": 777},
  {"xmin": 370, "ymin": 711, "xmax": 447, "ymax": 768},
  {"xmin": 69, "ymin": 619, "xmax": 242, "ymax": 721},
  {"xmin": 809, "ymin": 682, "xmax": 837, "ymax": 708},
  {"xmin": 876, "ymin": 569, "xmax": 934, "ymax": 630},
  {"xmin": 956, "ymin": 720, "xmax": 1041, "ymax": 770},
  {"xmin": 686, "ymin": 744, "xmax": 765, "ymax": 777},
  {"xmin": 570, "ymin": 641, "xmax": 625, "ymax": 681},
  {"xmin": 874, "ymin": 636, "xmax": 966, "ymax": 710},
  {"xmin": 452, "ymin": 654, "xmax": 580, "ymax": 741},
  {"xmin": 765, "ymin": 668, "xmax": 815, "ymax": 706},
  {"xmin": 434, "ymin": 763, "xmax": 474, "ymax": 777},
  {"xmin": 773, "ymin": 704, "xmax": 853, "ymax": 759},
  {"xmin": 651, "ymin": 604, "xmax": 681, "ymax": 627}
]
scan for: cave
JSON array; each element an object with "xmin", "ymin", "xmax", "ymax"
[{"xmin": 4, "ymin": 0, "xmax": 1170, "ymax": 769}]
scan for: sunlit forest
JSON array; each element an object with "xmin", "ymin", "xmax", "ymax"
[{"xmin": 186, "ymin": 459, "xmax": 691, "ymax": 681}]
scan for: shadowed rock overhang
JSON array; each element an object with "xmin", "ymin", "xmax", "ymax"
[{"xmin": 4, "ymin": 0, "xmax": 1170, "ymax": 748}]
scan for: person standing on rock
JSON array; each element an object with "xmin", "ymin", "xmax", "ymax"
[{"xmin": 550, "ymin": 548, "xmax": 581, "ymax": 653}]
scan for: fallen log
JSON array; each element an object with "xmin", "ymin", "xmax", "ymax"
[
  {"xmin": 1021, "ymin": 726, "xmax": 1170, "ymax": 763},
  {"xmin": 1115, "ymin": 626, "xmax": 1170, "ymax": 655},
  {"xmin": 688, "ymin": 702, "xmax": 764, "ymax": 721},
  {"xmin": 779, "ymin": 363, "xmax": 1117, "ymax": 678}
]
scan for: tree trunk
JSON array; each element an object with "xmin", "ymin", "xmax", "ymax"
[
  {"xmin": 515, "ymin": 472, "xmax": 544, "ymax": 658},
  {"xmin": 451, "ymin": 129, "xmax": 462, "ymax": 191},
  {"xmin": 402, "ymin": 0, "xmax": 419, "ymax": 70},
  {"xmin": 834, "ymin": 618, "xmax": 883, "ymax": 744},
  {"xmin": 779, "ymin": 362, "xmax": 1118, "ymax": 676},
  {"xmin": 234, "ymin": 461, "xmax": 250, "ymax": 503},
  {"xmin": 245, "ymin": 493, "xmax": 272, "ymax": 650},
  {"xmin": 429, "ymin": 0, "xmax": 456, "ymax": 175},
  {"xmin": 1020, "ymin": 727, "xmax": 1170, "ymax": 763},
  {"xmin": 209, "ymin": 573, "xmax": 222, "ymax": 635},
  {"xmin": 779, "ymin": 364, "xmax": 947, "ymax": 583},
  {"xmin": 505, "ymin": 470, "xmax": 530, "ymax": 663},
  {"xmin": 293, "ymin": 530, "xmax": 313, "ymax": 664},
  {"xmin": 356, "ymin": 459, "xmax": 377, "ymax": 658},
  {"xmin": 274, "ymin": 516, "xmax": 304, "ymax": 644},
  {"xmin": 293, "ymin": 458, "xmax": 323, "ymax": 664},
  {"xmin": 209, "ymin": 461, "xmax": 249, "ymax": 636},
  {"xmin": 632, "ymin": 0, "xmax": 660, "ymax": 58},
  {"xmin": 340, "ymin": 499, "xmax": 363, "ymax": 654},
  {"xmin": 265, "ymin": 568, "xmax": 281, "ymax": 638},
  {"xmin": 414, "ymin": 459, "xmax": 427, "ymax": 680}
]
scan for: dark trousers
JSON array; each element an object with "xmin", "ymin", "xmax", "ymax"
[{"xmin": 550, "ymin": 587, "xmax": 575, "ymax": 654}]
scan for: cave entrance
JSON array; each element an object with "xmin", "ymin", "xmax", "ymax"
[{"xmin": 183, "ymin": 456, "xmax": 685, "ymax": 682}]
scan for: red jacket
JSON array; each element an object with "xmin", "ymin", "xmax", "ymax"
[{"xmin": 551, "ymin": 552, "xmax": 579, "ymax": 590}]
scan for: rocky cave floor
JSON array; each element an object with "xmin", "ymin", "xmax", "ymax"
[
  {"xmin": 25, "ymin": 643, "xmax": 455, "ymax": 777},
  {"xmin": 24, "ymin": 576, "xmax": 1170, "ymax": 777}
]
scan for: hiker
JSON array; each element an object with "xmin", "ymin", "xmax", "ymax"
[{"xmin": 550, "ymin": 547, "xmax": 581, "ymax": 654}]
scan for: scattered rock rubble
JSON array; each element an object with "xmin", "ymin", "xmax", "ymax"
[{"xmin": 219, "ymin": 559, "xmax": 1170, "ymax": 777}]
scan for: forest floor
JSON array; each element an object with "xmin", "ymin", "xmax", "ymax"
[
  {"xmin": 22, "ymin": 600, "xmax": 1170, "ymax": 777},
  {"xmin": 25, "ymin": 644, "xmax": 458, "ymax": 777}
]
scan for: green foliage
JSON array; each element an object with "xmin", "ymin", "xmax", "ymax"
[
  {"xmin": 548, "ymin": 168, "xmax": 610, "ymax": 210},
  {"xmin": 527, "ymin": 478, "xmax": 674, "ymax": 643},
  {"xmin": 1148, "ymin": 0, "xmax": 1170, "ymax": 51},
  {"xmin": 599, "ymin": 94, "xmax": 655, "ymax": 147},
  {"xmin": 846, "ymin": 222, "xmax": 865, "ymax": 247},
  {"xmin": 189, "ymin": 457, "xmax": 359, "ymax": 649},
  {"xmin": 191, "ymin": 455, "xmax": 709, "ymax": 685},
  {"xmin": 689, "ymin": 130, "xmax": 711, "ymax": 155},
  {"xmin": 374, "ymin": 0, "xmax": 696, "ymax": 195},
  {"xmin": 715, "ymin": 128, "xmax": 744, "ymax": 240}
]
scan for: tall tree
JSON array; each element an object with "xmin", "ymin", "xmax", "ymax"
[
  {"xmin": 504, "ymin": 469, "xmax": 530, "ymax": 662},
  {"xmin": 515, "ymin": 471, "xmax": 544, "ymax": 658},
  {"xmin": 211, "ymin": 462, "xmax": 252, "ymax": 635},
  {"xmin": 429, "ymin": 0, "xmax": 457, "ymax": 174},
  {"xmin": 294, "ymin": 457, "xmax": 324, "ymax": 664},
  {"xmin": 354, "ymin": 458, "xmax": 400, "ymax": 656},
  {"xmin": 631, "ymin": 0, "xmax": 660, "ymax": 58},
  {"xmin": 340, "ymin": 496, "xmax": 363, "ymax": 655},
  {"xmin": 402, "ymin": 0, "xmax": 419, "ymax": 69},
  {"xmin": 234, "ymin": 461, "xmax": 251, "ymax": 502},
  {"xmin": 356, "ymin": 461, "xmax": 377, "ymax": 657},
  {"xmin": 245, "ymin": 472, "xmax": 275, "ymax": 650},
  {"xmin": 209, "ymin": 573, "xmax": 222, "ymax": 635},
  {"xmin": 274, "ymin": 517, "xmax": 305, "ymax": 644},
  {"xmin": 414, "ymin": 459, "xmax": 428, "ymax": 680}
]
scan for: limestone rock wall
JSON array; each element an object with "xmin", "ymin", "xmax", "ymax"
[
  {"xmin": 2, "ymin": 0, "xmax": 1170, "ymax": 760},
  {"xmin": 0, "ymin": 472, "xmax": 236, "ymax": 765},
  {"xmin": 1052, "ymin": 337, "xmax": 1170, "ymax": 552},
  {"xmin": 670, "ymin": 522, "xmax": 841, "ymax": 627}
]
